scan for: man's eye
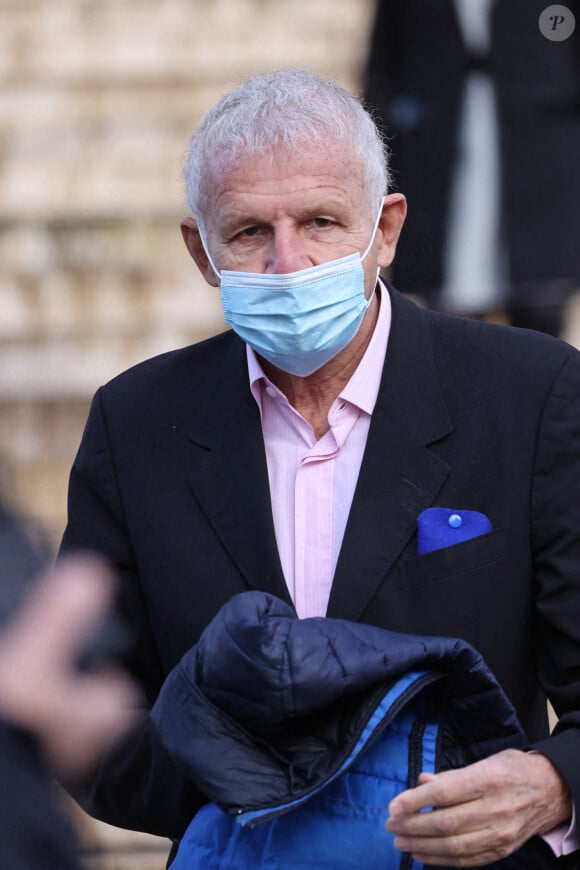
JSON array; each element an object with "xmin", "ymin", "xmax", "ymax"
[
  {"xmin": 312, "ymin": 218, "xmax": 333, "ymax": 228},
  {"xmin": 239, "ymin": 226, "xmax": 262, "ymax": 237}
]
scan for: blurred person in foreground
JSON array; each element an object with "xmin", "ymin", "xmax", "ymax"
[
  {"xmin": 0, "ymin": 503, "xmax": 141, "ymax": 869},
  {"xmin": 59, "ymin": 70, "xmax": 580, "ymax": 867}
]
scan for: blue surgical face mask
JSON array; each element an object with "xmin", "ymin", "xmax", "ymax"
[{"xmin": 199, "ymin": 200, "xmax": 384, "ymax": 377}]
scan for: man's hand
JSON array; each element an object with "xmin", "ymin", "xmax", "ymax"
[{"xmin": 386, "ymin": 749, "xmax": 572, "ymax": 866}]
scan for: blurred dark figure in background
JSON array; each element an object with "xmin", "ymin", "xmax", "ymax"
[
  {"xmin": 0, "ymin": 503, "xmax": 140, "ymax": 869},
  {"xmin": 364, "ymin": 0, "xmax": 580, "ymax": 336}
]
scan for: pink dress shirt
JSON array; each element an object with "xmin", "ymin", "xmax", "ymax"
[
  {"xmin": 249, "ymin": 283, "xmax": 391, "ymax": 619},
  {"xmin": 247, "ymin": 282, "xmax": 576, "ymax": 855}
]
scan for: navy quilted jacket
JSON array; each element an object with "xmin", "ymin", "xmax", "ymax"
[{"xmin": 152, "ymin": 592, "xmax": 538, "ymax": 869}]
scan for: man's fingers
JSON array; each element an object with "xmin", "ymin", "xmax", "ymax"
[
  {"xmin": 389, "ymin": 767, "xmax": 482, "ymax": 820},
  {"xmin": 418, "ymin": 771, "xmax": 437, "ymax": 784},
  {"xmin": 388, "ymin": 800, "xmax": 478, "ymax": 838},
  {"xmin": 388, "ymin": 796, "xmax": 528, "ymax": 867},
  {"xmin": 394, "ymin": 828, "xmax": 515, "ymax": 868},
  {"xmin": 386, "ymin": 751, "xmax": 573, "ymax": 867}
]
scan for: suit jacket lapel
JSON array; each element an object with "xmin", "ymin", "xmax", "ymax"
[
  {"xmin": 186, "ymin": 336, "xmax": 291, "ymax": 607},
  {"xmin": 328, "ymin": 289, "xmax": 453, "ymax": 620}
]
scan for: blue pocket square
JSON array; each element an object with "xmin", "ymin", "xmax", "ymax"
[{"xmin": 417, "ymin": 508, "xmax": 492, "ymax": 555}]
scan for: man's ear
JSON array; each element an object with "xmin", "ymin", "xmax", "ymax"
[
  {"xmin": 180, "ymin": 217, "xmax": 219, "ymax": 287},
  {"xmin": 376, "ymin": 194, "xmax": 407, "ymax": 270}
]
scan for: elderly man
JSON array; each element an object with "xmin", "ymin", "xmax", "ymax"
[{"xmin": 60, "ymin": 70, "xmax": 580, "ymax": 867}]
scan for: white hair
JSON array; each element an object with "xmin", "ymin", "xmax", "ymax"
[{"xmin": 183, "ymin": 69, "xmax": 391, "ymax": 224}]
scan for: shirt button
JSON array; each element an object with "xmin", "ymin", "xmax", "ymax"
[
  {"xmin": 448, "ymin": 513, "xmax": 463, "ymax": 528},
  {"xmin": 266, "ymin": 386, "xmax": 276, "ymax": 398}
]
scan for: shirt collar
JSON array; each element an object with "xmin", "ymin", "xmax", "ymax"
[{"xmin": 248, "ymin": 281, "xmax": 392, "ymax": 416}]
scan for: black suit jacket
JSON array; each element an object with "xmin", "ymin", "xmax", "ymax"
[{"xmin": 61, "ymin": 288, "xmax": 580, "ymax": 848}]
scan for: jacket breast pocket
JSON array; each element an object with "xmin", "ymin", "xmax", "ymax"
[{"xmin": 402, "ymin": 528, "xmax": 508, "ymax": 588}]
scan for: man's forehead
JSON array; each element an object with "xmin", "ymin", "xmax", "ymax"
[
  {"xmin": 206, "ymin": 145, "xmax": 366, "ymax": 214},
  {"xmin": 211, "ymin": 139, "xmax": 363, "ymax": 187}
]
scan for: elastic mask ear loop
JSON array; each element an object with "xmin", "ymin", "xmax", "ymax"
[
  {"xmin": 360, "ymin": 197, "xmax": 386, "ymax": 263},
  {"xmin": 361, "ymin": 197, "xmax": 386, "ymax": 283},
  {"xmin": 197, "ymin": 221, "xmax": 222, "ymax": 280}
]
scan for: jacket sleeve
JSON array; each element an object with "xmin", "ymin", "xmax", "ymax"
[
  {"xmin": 529, "ymin": 350, "xmax": 580, "ymax": 837},
  {"xmin": 60, "ymin": 388, "xmax": 205, "ymax": 839}
]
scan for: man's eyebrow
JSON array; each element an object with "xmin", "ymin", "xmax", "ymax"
[{"xmin": 294, "ymin": 201, "xmax": 350, "ymax": 221}]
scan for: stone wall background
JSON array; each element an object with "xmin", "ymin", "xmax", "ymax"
[{"xmin": 0, "ymin": 1, "xmax": 375, "ymax": 866}]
